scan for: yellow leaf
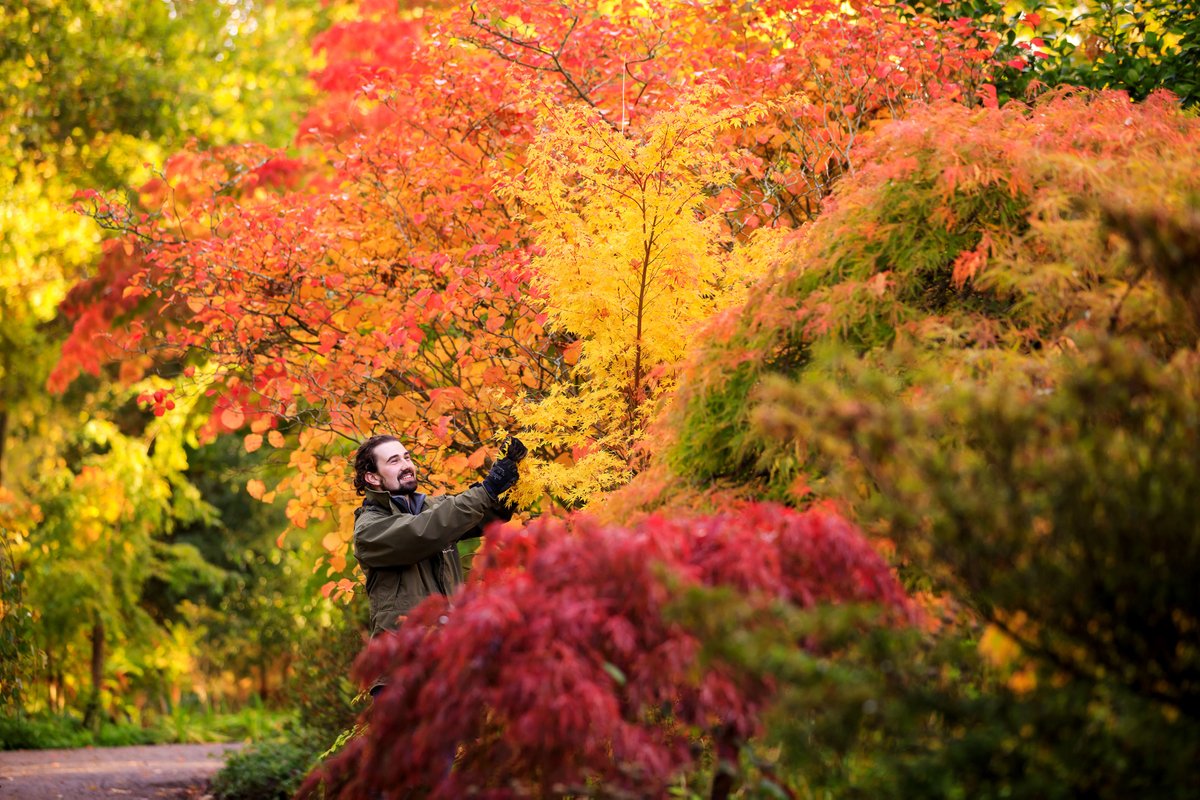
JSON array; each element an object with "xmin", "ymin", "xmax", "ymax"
[{"xmin": 978, "ymin": 624, "xmax": 1021, "ymax": 668}]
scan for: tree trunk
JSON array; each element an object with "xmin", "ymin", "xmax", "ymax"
[
  {"xmin": 84, "ymin": 617, "xmax": 105, "ymax": 730},
  {"xmin": 0, "ymin": 407, "xmax": 8, "ymax": 486},
  {"xmin": 46, "ymin": 647, "xmax": 56, "ymax": 712},
  {"xmin": 709, "ymin": 723, "xmax": 740, "ymax": 800}
]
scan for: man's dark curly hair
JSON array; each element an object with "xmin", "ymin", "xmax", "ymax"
[{"xmin": 353, "ymin": 434, "xmax": 400, "ymax": 496}]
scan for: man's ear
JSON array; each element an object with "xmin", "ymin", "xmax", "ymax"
[{"xmin": 364, "ymin": 471, "xmax": 381, "ymax": 489}]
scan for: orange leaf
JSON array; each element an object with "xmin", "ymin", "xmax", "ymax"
[
  {"xmin": 221, "ymin": 407, "xmax": 245, "ymax": 430},
  {"xmin": 467, "ymin": 446, "xmax": 488, "ymax": 469},
  {"xmin": 244, "ymin": 433, "xmax": 263, "ymax": 453},
  {"xmin": 247, "ymin": 478, "xmax": 266, "ymax": 500},
  {"xmin": 268, "ymin": 430, "xmax": 285, "ymax": 448}
]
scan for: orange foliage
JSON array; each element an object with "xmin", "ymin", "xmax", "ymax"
[
  {"xmin": 53, "ymin": 0, "xmax": 1001, "ymax": 577},
  {"xmin": 639, "ymin": 88, "xmax": 1200, "ymax": 510}
]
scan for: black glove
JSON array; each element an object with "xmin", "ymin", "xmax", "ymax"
[
  {"xmin": 493, "ymin": 499, "xmax": 516, "ymax": 522},
  {"xmin": 482, "ymin": 458, "xmax": 520, "ymax": 499},
  {"xmin": 501, "ymin": 436, "xmax": 527, "ymax": 463}
]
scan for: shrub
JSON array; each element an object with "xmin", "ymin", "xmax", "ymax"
[
  {"xmin": 913, "ymin": 0, "xmax": 1200, "ymax": 106},
  {"xmin": 210, "ymin": 740, "xmax": 312, "ymax": 800},
  {"xmin": 654, "ymin": 89, "xmax": 1200, "ymax": 508},
  {"xmin": 94, "ymin": 722, "xmax": 163, "ymax": 747},
  {"xmin": 285, "ymin": 593, "xmax": 368, "ymax": 748},
  {"xmin": 0, "ymin": 714, "xmax": 91, "ymax": 750},
  {"xmin": 748, "ymin": 335, "xmax": 1200, "ymax": 797},
  {"xmin": 302, "ymin": 505, "xmax": 911, "ymax": 799}
]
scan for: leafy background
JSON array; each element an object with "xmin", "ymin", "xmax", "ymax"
[{"xmin": 2, "ymin": 1, "xmax": 1197, "ymax": 798}]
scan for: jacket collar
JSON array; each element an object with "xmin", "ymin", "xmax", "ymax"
[{"xmin": 363, "ymin": 486, "xmax": 426, "ymax": 515}]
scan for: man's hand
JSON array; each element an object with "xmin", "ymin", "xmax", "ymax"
[
  {"xmin": 501, "ymin": 436, "xmax": 527, "ymax": 463},
  {"xmin": 482, "ymin": 458, "xmax": 520, "ymax": 500}
]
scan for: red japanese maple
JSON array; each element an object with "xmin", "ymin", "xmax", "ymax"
[{"xmin": 306, "ymin": 502, "xmax": 912, "ymax": 798}]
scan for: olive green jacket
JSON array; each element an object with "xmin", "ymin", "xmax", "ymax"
[{"xmin": 353, "ymin": 484, "xmax": 503, "ymax": 637}]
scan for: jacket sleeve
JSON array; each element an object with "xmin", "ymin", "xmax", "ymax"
[{"xmin": 354, "ymin": 484, "xmax": 497, "ymax": 568}]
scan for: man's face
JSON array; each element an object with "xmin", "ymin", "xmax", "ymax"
[{"xmin": 367, "ymin": 440, "xmax": 418, "ymax": 494}]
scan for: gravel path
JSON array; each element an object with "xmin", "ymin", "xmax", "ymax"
[{"xmin": 0, "ymin": 743, "xmax": 242, "ymax": 800}]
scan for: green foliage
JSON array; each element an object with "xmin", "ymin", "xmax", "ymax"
[
  {"xmin": 735, "ymin": 335, "xmax": 1200, "ymax": 797},
  {"xmin": 762, "ymin": 334, "xmax": 1200, "ymax": 711},
  {"xmin": 1, "ymin": 0, "xmax": 323, "ymax": 170},
  {"xmin": 0, "ymin": 713, "xmax": 92, "ymax": 749},
  {"xmin": 910, "ymin": 0, "xmax": 1200, "ymax": 106},
  {"xmin": 284, "ymin": 596, "xmax": 368, "ymax": 746},
  {"xmin": 0, "ymin": 705, "xmax": 291, "ymax": 751},
  {"xmin": 0, "ymin": 531, "xmax": 35, "ymax": 713},
  {"xmin": 156, "ymin": 698, "xmax": 292, "ymax": 745},
  {"xmin": 211, "ymin": 740, "xmax": 313, "ymax": 800}
]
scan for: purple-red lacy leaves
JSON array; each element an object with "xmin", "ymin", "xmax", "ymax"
[{"xmin": 309, "ymin": 502, "xmax": 911, "ymax": 798}]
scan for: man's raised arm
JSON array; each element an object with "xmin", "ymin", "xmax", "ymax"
[{"xmin": 354, "ymin": 484, "xmax": 497, "ymax": 567}]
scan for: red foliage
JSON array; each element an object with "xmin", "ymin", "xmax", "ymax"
[{"xmin": 306, "ymin": 503, "xmax": 912, "ymax": 798}]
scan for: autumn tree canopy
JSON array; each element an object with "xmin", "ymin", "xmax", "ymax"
[
  {"xmin": 26, "ymin": 0, "xmax": 1200, "ymax": 795},
  {"xmin": 54, "ymin": 0, "xmax": 1001, "ymax": 588}
]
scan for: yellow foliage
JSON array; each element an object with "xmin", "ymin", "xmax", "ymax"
[
  {"xmin": 978, "ymin": 623, "xmax": 1022, "ymax": 668},
  {"xmin": 502, "ymin": 88, "xmax": 784, "ymax": 507}
]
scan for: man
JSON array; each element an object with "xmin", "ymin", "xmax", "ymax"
[{"xmin": 352, "ymin": 434, "xmax": 526, "ymax": 650}]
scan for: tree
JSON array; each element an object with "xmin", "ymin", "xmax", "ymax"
[
  {"xmin": 635, "ymin": 87, "xmax": 1200, "ymax": 797},
  {"xmin": 503, "ymin": 90, "xmax": 780, "ymax": 506},
  {"xmin": 1, "ymin": 0, "xmax": 326, "ymax": 717},
  {"xmin": 303, "ymin": 503, "xmax": 911, "ymax": 798},
  {"xmin": 911, "ymin": 0, "xmax": 1200, "ymax": 106},
  {"xmin": 653, "ymin": 89, "xmax": 1198, "ymax": 508},
  {"xmin": 53, "ymin": 0, "xmax": 1000, "ymax": 575},
  {"xmin": 20, "ymin": 401, "xmax": 206, "ymax": 721},
  {"xmin": 1, "ymin": 0, "xmax": 322, "ymax": 476}
]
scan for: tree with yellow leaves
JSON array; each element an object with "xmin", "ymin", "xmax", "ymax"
[{"xmin": 503, "ymin": 89, "xmax": 783, "ymax": 507}]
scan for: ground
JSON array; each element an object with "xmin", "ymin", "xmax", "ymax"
[{"xmin": 0, "ymin": 743, "xmax": 241, "ymax": 800}]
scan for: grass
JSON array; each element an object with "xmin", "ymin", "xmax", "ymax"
[{"xmin": 0, "ymin": 698, "xmax": 292, "ymax": 750}]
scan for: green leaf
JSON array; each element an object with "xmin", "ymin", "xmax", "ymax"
[{"xmin": 602, "ymin": 661, "xmax": 627, "ymax": 686}]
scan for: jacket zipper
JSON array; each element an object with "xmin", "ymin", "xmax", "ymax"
[
  {"xmin": 431, "ymin": 552, "xmax": 450, "ymax": 596},
  {"xmin": 392, "ymin": 492, "xmax": 450, "ymax": 596}
]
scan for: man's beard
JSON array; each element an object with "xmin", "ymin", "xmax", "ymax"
[{"xmin": 392, "ymin": 472, "xmax": 418, "ymax": 494}]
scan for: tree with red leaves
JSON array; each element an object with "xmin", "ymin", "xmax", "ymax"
[{"xmin": 304, "ymin": 503, "xmax": 912, "ymax": 798}]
